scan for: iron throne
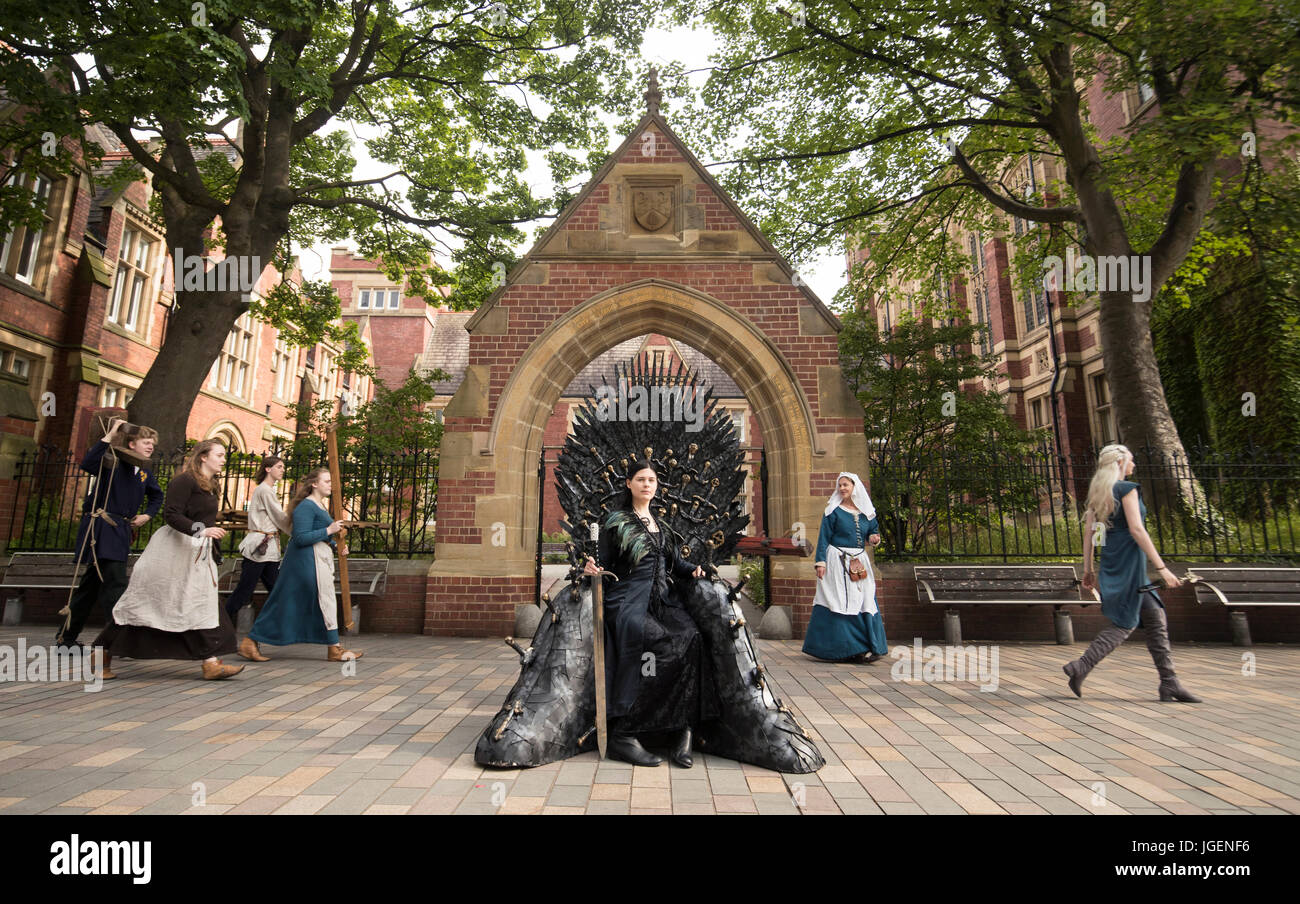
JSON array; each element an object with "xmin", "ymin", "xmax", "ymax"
[{"xmin": 474, "ymin": 354, "xmax": 824, "ymax": 773}]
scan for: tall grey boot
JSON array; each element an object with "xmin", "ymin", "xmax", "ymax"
[
  {"xmin": 1064, "ymin": 623, "xmax": 1133, "ymax": 698},
  {"xmin": 1139, "ymin": 594, "xmax": 1177, "ymax": 681},
  {"xmin": 1139, "ymin": 595, "xmax": 1201, "ymax": 702}
]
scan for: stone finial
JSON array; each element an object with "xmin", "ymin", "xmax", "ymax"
[{"xmin": 645, "ymin": 68, "xmax": 662, "ymax": 116}]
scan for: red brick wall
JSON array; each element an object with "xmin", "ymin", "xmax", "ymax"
[
  {"xmin": 361, "ymin": 567, "xmax": 427, "ymax": 634},
  {"xmin": 363, "ymin": 315, "xmax": 433, "ymax": 389},
  {"xmin": 469, "ymin": 262, "xmax": 843, "ymax": 427},
  {"xmin": 424, "ymin": 575, "xmax": 529, "ymax": 636},
  {"xmin": 541, "ymin": 401, "xmax": 570, "ymax": 535}
]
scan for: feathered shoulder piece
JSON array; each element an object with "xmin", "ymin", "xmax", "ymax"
[{"xmin": 603, "ymin": 509, "xmax": 657, "ymax": 567}]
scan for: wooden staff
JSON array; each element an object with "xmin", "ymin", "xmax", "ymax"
[{"xmin": 326, "ymin": 427, "xmax": 353, "ymax": 631}]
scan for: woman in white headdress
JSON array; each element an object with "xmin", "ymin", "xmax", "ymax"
[{"xmin": 802, "ymin": 472, "xmax": 887, "ymax": 663}]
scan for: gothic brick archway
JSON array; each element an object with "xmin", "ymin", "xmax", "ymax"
[{"xmin": 425, "ymin": 94, "xmax": 868, "ymax": 636}]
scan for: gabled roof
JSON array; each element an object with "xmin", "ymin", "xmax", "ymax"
[{"xmin": 465, "ymin": 109, "xmax": 841, "ymax": 333}]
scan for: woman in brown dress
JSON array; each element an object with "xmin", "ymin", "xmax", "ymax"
[{"xmin": 92, "ymin": 440, "xmax": 243, "ymax": 680}]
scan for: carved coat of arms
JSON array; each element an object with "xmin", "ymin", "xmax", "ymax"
[{"xmin": 632, "ymin": 188, "xmax": 673, "ymax": 232}]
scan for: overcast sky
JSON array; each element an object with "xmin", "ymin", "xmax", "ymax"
[{"xmin": 293, "ymin": 24, "xmax": 848, "ymax": 309}]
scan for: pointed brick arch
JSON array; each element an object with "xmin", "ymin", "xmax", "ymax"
[
  {"xmin": 488, "ymin": 278, "xmax": 819, "ymax": 539},
  {"xmin": 425, "ymin": 111, "xmax": 869, "ymax": 637}
]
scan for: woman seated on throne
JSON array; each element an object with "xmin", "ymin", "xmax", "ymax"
[{"xmin": 583, "ymin": 459, "xmax": 719, "ymax": 768}]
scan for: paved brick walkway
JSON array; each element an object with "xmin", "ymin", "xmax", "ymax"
[{"xmin": 1, "ymin": 625, "xmax": 1297, "ymax": 814}]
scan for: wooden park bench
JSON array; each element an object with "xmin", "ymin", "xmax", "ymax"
[
  {"xmin": 914, "ymin": 565, "xmax": 1087, "ymax": 644},
  {"xmin": 1185, "ymin": 566, "xmax": 1300, "ymax": 646},
  {"xmin": 218, "ymin": 556, "xmax": 389, "ymax": 635},
  {"xmin": 1, "ymin": 552, "xmax": 140, "ymax": 625}
]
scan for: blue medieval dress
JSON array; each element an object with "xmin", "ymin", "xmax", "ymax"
[
  {"xmin": 248, "ymin": 497, "xmax": 340, "ymax": 647},
  {"xmin": 803, "ymin": 505, "xmax": 888, "ymax": 660}
]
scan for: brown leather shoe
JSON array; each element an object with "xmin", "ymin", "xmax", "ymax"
[
  {"xmin": 327, "ymin": 644, "xmax": 363, "ymax": 662},
  {"xmin": 91, "ymin": 649, "xmax": 117, "ymax": 681},
  {"xmin": 201, "ymin": 659, "xmax": 244, "ymax": 680},
  {"xmin": 238, "ymin": 637, "xmax": 269, "ymax": 662}
]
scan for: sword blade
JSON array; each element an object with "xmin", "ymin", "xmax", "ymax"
[{"xmin": 591, "ymin": 573, "xmax": 608, "ymax": 759}]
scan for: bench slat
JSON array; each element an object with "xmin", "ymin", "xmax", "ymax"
[
  {"xmin": 927, "ymin": 590, "xmax": 1080, "ymax": 600},
  {"xmin": 918, "ymin": 580, "xmax": 1079, "ymax": 591},
  {"xmin": 928, "ymin": 599, "xmax": 1087, "ymax": 606},
  {"xmin": 1192, "ymin": 581, "xmax": 1299, "ymax": 593},
  {"xmin": 1212, "ymin": 601, "xmax": 1300, "ymax": 607},
  {"xmin": 1188, "ymin": 567, "xmax": 1300, "ymax": 607}
]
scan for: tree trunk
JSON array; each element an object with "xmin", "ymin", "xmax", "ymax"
[
  {"xmin": 126, "ymin": 287, "xmax": 249, "ymax": 458},
  {"xmin": 1096, "ymin": 288, "xmax": 1215, "ymax": 527}
]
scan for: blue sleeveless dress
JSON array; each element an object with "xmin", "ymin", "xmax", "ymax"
[{"xmin": 1097, "ymin": 480, "xmax": 1162, "ymax": 630}]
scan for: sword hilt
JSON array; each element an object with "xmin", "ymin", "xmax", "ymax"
[
  {"xmin": 585, "ymin": 523, "xmax": 619, "ymax": 581},
  {"xmin": 584, "ymin": 560, "xmax": 619, "ymax": 581}
]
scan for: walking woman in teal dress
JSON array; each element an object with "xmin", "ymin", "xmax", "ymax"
[
  {"xmin": 244, "ymin": 467, "xmax": 363, "ymax": 662},
  {"xmin": 1064, "ymin": 444, "xmax": 1200, "ymax": 702},
  {"xmin": 803, "ymin": 472, "xmax": 887, "ymax": 664}
]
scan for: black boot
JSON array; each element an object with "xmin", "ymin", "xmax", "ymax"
[
  {"xmin": 1158, "ymin": 678, "xmax": 1202, "ymax": 703},
  {"xmin": 671, "ymin": 727, "xmax": 693, "ymax": 768},
  {"xmin": 609, "ymin": 733, "xmax": 663, "ymax": 767},
  {"xmin": 1063, "ymin": 661, "xmax": 1085, "ymax": 698}
]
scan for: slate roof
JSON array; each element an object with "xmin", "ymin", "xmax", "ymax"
[
  {"xmin": 416, "ymin": 313, "xmax": 744, "ymax": 400},
  {"xmin": 416, "ymin": 312, "xmax": 472, "ymax": 394},
  {"xmin": 84, "ymin": 130, "xmax": 240, "ymax": 241}
]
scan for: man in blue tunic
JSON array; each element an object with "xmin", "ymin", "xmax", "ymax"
[{"xmin": 56, "ymin": 418, "xmax": 163, "ymax": 648}]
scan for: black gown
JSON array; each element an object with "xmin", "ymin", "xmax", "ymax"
[{"xmin": 598, "ymin": 509, "xmax": 719, "ymax": 734}]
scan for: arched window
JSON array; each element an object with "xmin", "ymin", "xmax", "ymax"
[{"xmin": 205, "ymin": 422, "xmax": 246, "ymax": 454}]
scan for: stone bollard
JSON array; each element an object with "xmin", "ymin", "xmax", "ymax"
[
  {"xmin": 943, "ymin": 609, "xmax": 961, "ymax": 646},
  {"xmin": 757, "ymin": 605, "xmax": 792, "ymax": 640},
  {"xmin": 515, "ymin": 603, "xmax": 542, "ymax": 641},
  {"xmin": 1230, "ymin": 610, "xmax": 1252, "ymax": 647},
  {"xmin": 344, "ymin": 606, "xmax": 362, "ymax": 636},
  {"xmin": 1054, "ymin": 609, "xmax": 1074, "ymax": 645},
  {"xmin": 2, "ymin": 596, "xmax": 21, "ymax": 626}
]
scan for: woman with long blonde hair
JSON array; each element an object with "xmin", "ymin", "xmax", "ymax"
[
  {"xmin": 93, "ymin": 439, "xmax": 243, "ymax": 680},
  {"xmin": 245, "ymin": 467, "xmax": 362, "ymax": 662},
  {"xmin": 1064, "ymin": 444, "xmax": 1200, "ymax": 702}
]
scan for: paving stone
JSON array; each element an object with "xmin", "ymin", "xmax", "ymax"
[{"xmin": 0, "ymin": 627, "xmax": 1293, "ymax": 816}]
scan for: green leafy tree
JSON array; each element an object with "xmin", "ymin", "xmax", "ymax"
[
  {"xmin": 1, "ymin": 0, "xmax": 651, "ymax": 452},
  {"xmin": 1154, "ymin": 158, "xmax": 1300, "ymax": 458},
  {"xmin": 289, "ymin": 367, "xmax": 447, "ymax": 460},
  {"xmin": 287, "ymin": 367, "xmax": 447, "ymax": 554},
  {"xmin": 839, "ymin": 297, "xmax": 1044, "ymax": 554},
  {"xmin": 668, "ymin": 0, "xmax": 1300, "ymax": 512}
]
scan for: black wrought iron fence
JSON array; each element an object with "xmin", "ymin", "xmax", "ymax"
[
  {"xmin": 6, "ymin": 443, "xmax": 439, "ymax": 558},
  {"xmin": 11, "ymin": 437, "xmax": 1295, "ymax": 564},
  {"xmin": 869, "ymin": 439, "xmax": 1300, "ymax": 562}
]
